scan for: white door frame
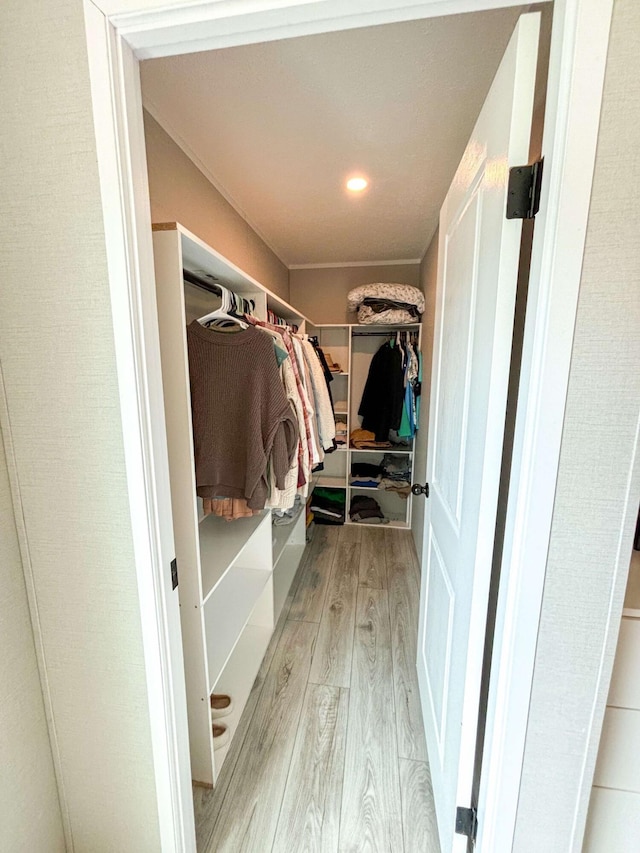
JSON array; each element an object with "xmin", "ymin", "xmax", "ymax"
[{"xmin": 83, "ymin": 1, "xmax": 614, "ymax": 849}]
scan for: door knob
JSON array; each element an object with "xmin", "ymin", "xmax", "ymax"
[{"xmin": 411, "ymin": 483, "xmax": 430, "ymax": 498}]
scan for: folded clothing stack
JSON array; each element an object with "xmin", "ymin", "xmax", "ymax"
[
  {"xmin": 310, "ymin": 487, "xmax": 346, "ymax": 525},
  {"xmin": 350, "ymin": 461, "xmax": 383, "ymax": 488},
  {"xmin": 335, "ymin": 419, "xmax": 348, "ymax": 447},
  {"xmin": 347, "ymin": 283, "xmax": 425, "ymax": 326},
  {"xmin": 350, "ymin": 428, "xmax": 392, "ymax": 450},
  {"xmin": 349, "ymin": 494, "xmax": 388, "ymax": 525},
  {"xmin": 379, "ymin": 453, "xmax": 412, "ymax": 498},
  {"xmin": 349, "ymin": 456, "xmax": 412, "ymax": 498}
]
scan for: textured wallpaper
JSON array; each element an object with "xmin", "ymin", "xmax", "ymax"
[
  {"xmin": 514, "ymin": 1, "xmax": 640, "ymax": 848},
  {"xmin": 0, "ymin": 414, "xmax": 65, "ymax": 851},
  {"xmin": 0, "ymin": 1, "xmax": 161, "ymax": 849}
]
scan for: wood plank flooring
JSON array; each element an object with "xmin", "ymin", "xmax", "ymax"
[{"xmin": 198, "ymin": 526, "xmax": 440, "ymax": 853}]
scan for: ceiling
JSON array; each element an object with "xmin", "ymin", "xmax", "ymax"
[{"xmin": 141, "ymin": 7, "xmax": 527, "ymax": 266}]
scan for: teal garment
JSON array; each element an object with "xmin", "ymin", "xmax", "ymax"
[
  {"xmin": 272, "ymin": 340, "xmax": 288, "ymax": 367},
  {"xmin": 415, "ymin": 350, "xmax": 423, "ymax": 429},
  {"xmin": 398, "ymin": 391, "xmax": 412, "ymax": 437},
  {"xmin": 397, "ymin": 341, "xmax": 414, "ymax": 439}
]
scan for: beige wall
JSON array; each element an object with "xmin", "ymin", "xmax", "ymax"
[
  {"xmin": 144, "ymin": 111, "xmax": 290, "ymax": 302},
  {"xmin": 514, "ymin": 1, "xmax": 640, "ymax": 848},
  {"xmin": 0, "ymin": 418, "xmax": 65, "ymax": 851},
  {"xmin": 0, "ymin": 2, "xmax": 161, "ymax": 849},
  {"xmin": 411, "ymin": 230, "xmax": 438, "ymax": 560},
  {"xmin": 290, "ymin": 263, "xmax": 422, "ymax": 325}
]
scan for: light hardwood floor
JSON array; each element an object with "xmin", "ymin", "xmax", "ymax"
[{"xmin": 194, "ymin": 525, "xmax": 440, "ymax": 853}]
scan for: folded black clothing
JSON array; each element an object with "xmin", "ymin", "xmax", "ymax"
[
  {"xmin": 361, "ymin": 297, "xmax": 421, "ymax": 319},
  {"xmin": 351, "ymin": 462, "xmax": 383, "ymax": 478},
  {"xmin": 353, "ymin": 507, "xmax": 384, "ymax": 520},
  {"xmin": 350, "ymin": 495, "xmax": 379, "ymax": 511},
  {"xmin": 349, "ymin": 494, "xmax": 384, "ymax": 521}
]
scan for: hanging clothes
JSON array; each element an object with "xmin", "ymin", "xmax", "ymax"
[
  {"xmin": 358, "ymin": 339, "xmax": 405, "ymax": 442},
  {"xmin": 245, "ymin": 317, "xmax": 314, "ymax": 490},
  {"xmin": 300, "ymin": 337, "xmax": 336, "ymax": 452},
  {"xmin": 291, "ymin": 335, "xmax": 323, "ymax": 466},
  {"xmin": 398, "ymin": 334, "xmax": 419, "ymax": 439},
  {"xmin": 202, "ymin": 498, "xmax": 261, "ymax": 521},
  {"xmin": 187, "ymin": 321, "xmax": 298, "ymax": 510},
  {"xmin": 311, "ymin": 340, "xmax": 336, "ymax": 413},
  {"xmin": 266, "ymin": 353, "xmax": 307, "ymax": 510}
]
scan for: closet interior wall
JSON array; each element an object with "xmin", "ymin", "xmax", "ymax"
[
  {"xmin": 312, "ymin": 324, "xmax": 422, "ymax": 529},
  {"xmin": 151, "ymin": 221, "xmax": 427, "ymax": 790},
  {"xmin": 152, "ymin": 223, "xmax": 310, "ymax": 788},
  {"xmin": 289, "ymin": 263, "xmax": 421, "ymax": 326}
]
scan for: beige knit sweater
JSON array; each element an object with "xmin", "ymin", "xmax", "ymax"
[{"xmin": 187, "ymin": 321, "xmax": 298, "ymax": 510}]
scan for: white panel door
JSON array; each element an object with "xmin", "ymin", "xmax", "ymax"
[{"xmin": 417, "ymin": 14, "xmax": 539, "ymax": 852}]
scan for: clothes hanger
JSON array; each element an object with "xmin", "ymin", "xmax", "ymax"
[{"xmin": 197, "ymin": 285, "xmax": 248, "ymax": 329}]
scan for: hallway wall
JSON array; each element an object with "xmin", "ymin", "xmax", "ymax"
[
  {"xmin": 0, "ymin": 2, "xmax": 162, "ymax": 848},
  {"xmin": 0, "ymin": 414, "xmax": 65, "ymax": 851},
  {"xmin": 514, "ymin": 1, "xmax": 640, "ymax": 848}
]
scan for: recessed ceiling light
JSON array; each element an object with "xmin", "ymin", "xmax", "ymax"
[{"xmin": 346, "ymin": 176, "xmax": 368, "ymax": 192}]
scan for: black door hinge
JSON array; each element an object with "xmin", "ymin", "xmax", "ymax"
[
  {"xmin": 455, "ymin": 806, "xmax": 478, "ymax": 843},
  {"xmin": 506, "ymin": 159, "xmax": 543, "ymax": 219},
  {"xmin": 171, "ymin": 558, "xmax": 179, "ymax": 590}
]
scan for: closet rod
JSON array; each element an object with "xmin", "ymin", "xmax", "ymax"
[
  {"xmin": 352, "ymin": 330, "xmax": 419, "ymax": 337},
  {"xmin": 183, "ymin": 268, "xmax": 224, "ymax": 297}
]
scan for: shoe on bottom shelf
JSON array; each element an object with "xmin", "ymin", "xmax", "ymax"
[
  {"xmin": 210, "ymin": 693, "xmax": 233, "ymax": 720},
  {"xmin": 212, "ymin": 723, "xmax": 229, "ymax": 750}
]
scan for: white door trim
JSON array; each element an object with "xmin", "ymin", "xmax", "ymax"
[
  {"xmin": 477, "ymin": 1, "xmax": 614, "ymax": 849},
  {"xmin": 83, "ymin": 1, "xmax": 614, "ymax": 850},
  {"xmin": 83, "ymin": 4, "xmax": 195, "ymax": 850}
]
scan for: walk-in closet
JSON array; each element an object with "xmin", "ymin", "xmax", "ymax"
[{"xmin": 138, "ymin": 6, "xmax": 553, "ymax": 851}]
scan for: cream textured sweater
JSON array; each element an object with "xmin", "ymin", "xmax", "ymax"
[{"xmin": 187, "ymin": 321, "xmax": 298, "ymax": 510}]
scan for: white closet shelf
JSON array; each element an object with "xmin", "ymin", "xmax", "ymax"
[
  {"xmin": 272, "ymin": 504, "xmax": 305, "ymax": 566},
  {"xmin": 158, "ymin": 222, "xmax": 312, "ymax": 327},
  {"xmin": 346, "ymin": 519, "xmax": 409, "ymax": 529},
  {"xmin": 204, "ymin": 565, "xmax": 271, "ymax": 690},
  {"xmin": 316, "ymin": 476, "xmax": 347, "ymax": 489},
  {"xmin": 200, "ymin": 511, "xmax": 270, "ymax": 603},
  {"xmin": 210, "ymin": 622, "xmax": 273, "ymax": 772},
  {"xmin": 272, "ymin": 509, "xmax": 307, "ymax": 621},
  {"xmin": 349, "ymin": 447, "xmax": 413, "ymax": 454},
  {"xmin": 348, "ymin": 484, "xmax": 409, "ymax": 494}
]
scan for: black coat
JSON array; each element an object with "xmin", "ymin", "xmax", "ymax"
[{"xmin": 358, "ymin": 342, "xmax": 405, "ymax": 442}]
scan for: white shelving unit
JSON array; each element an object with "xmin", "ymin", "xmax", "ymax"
[
  {"xmin": 272, "ymin": 507, "xmax": 307, "ymax": 621},
  {"xmin": 151, "ymin": 224, "xmax": 423, "ymax": 788},
  {"xmin": 152, "ymin": 223, "xmax": 311, "ymax": 787},
  {"xmin": 313, "ymin": 323, "xmax": 422, "ymax": 530}
]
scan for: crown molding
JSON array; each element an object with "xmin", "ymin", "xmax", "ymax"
[{"xmin": 289, "ymin": 258, "xmax": 422, "ymax": 270}]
